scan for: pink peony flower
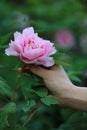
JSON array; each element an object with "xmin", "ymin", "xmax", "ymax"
[
  {"xmin": 55, "ymin": 30, "xmax": 75, "ymax": 49},
  {"xmin": 5, "ymin": 27, "xmax": 56, "ymax": 67}
]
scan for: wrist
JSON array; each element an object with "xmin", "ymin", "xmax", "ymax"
[{"xmin": 58, "ymin": 83, "xmax": 76, "ymax": 106}]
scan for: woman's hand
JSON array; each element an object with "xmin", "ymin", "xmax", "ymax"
[
  {"xmin": 30, "ymin": 65, "xmax": 87, "ymax": 111},
  {"xmin": 30, "ymin": 65, "xmax": 74, "ymax": 101}
]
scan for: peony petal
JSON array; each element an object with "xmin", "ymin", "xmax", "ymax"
[
  {"xmin": 14, "ymin": 32, "xmax": 22, "ymax": 41},
  {"xmin": 10, "ymin": 41, "xmax": 21, "ymax": 54},
  {"xmin": 37, "ymin": 57, "xmax": 55, "ymax": 67},
  {"xmin": 5, "ymin": 48, "xmax": 19, "ymax": 56},
  {"xmin": 22, "ymin": 46, "xmax": 44, "ymax": 60},
  {"xmin": 20, "ymin": 55, "xmax": 37, "ymax": 64},
  {"xmin": 22, "ymin": 27, "xmax": 34, "ymax": 36}
]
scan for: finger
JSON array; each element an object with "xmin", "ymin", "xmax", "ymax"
[
  {"xmin": 51, "ymin": 65, "xmax": 64, "ymax": 73},
  {"xmin": 51, "ymin": 65, "xmax": 69, "ymax": 78},
  {"xmin": 51, "ymin": 64, "xmax": 60, "ymax": 71},
  {"xmin": 30, "ymin": 66, "xmax": 51, "ymax": 79}
]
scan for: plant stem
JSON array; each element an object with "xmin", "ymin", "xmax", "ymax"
[
  {"xmin": 11, "ymin": 87, "xmax": 16, "ymax": 102},
  {"xmin": 22, "ymin": 101, "xmax": 41, "ymax": 126},
  {"xmin": 11, "ymin": 72, "xmax": 20, "ymax": 102}
]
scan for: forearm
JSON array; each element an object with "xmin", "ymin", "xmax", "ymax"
[
  {"xmin": 59, "ymin": 85, "xmax": 87, "ymax": 111},
  {"xmin": 30, "ymin": 65, "xmax": 87, "ymax": 111}
]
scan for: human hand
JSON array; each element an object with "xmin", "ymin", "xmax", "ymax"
[
  {"xmin": 30, "ymin": 65, "xmax": 74, "ymax": 100},
  {"xmin": 30, "ymin": 65, "xmax": 87, "ymax": 111}
]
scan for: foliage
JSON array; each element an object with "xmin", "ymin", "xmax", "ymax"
[{"xmin": 0, "ymin": 0, "xmax": 87, "ymax": 130}]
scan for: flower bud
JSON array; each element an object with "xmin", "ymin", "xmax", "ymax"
[{"xmin": 18, "ymin": 67, "xmax": 23, "ymax": 73}]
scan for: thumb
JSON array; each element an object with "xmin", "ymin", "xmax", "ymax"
[{"xmin": 30, "ymin": 66, "xmax": 51, "ymax": 79}]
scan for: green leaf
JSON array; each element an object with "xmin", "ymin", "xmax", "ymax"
[
  {"xmin": 52, "ymin": 52, "xmax": 63, "ymax": 60},
  {"xmin": 70, "ymin": 75, "xmax": 81, "ymax": 82},
  {"xmin": 18, "ymin": 100, "xmax": 36, "ymax": 112},
  {"xmin": 3, "ymin": 125, "xmax": 27, "ymax": 130},
  {"xmin": 13, "ymin": 125, "xmax": 27, "ymax": 130},
  {"xmin": 31, "ymin": 88, "xmax": 47, "ymax": 97},
  {"xmin": 0, "ymin": 111, "xmax": 8, "ymax": 130},
  {"xmin": 1, "ymin": 102, "xmax": 16, "ymax": 114},
  {"xmin": 0, "ymin": 77, "xmax": 12, "ymax": 97},
  {"xmin": 18, "ymin": 73, "xmax": 32, "ymax": 88},
  {"xmin": 0, "ymin": 103, "xmax": 16, "ymax": 130},
  {"xmin": 66, "ymin": 112, "xmax": 82, "ymax": 123},
  {"xmin": 0, "ymin": 32, "xmax": 13, "ymax": 45},
  {"xmin": 52, "ymin": 52, "xmax": 69, "ymax": 66},
  {"xmin": 8, "ymin": 113, "xmax": 18, "ymax": 127},
  {"xmin": 55, "ymin": 60, "xmax": 69, "ymax": 66},
  {"xmin": 41, "ymin": 95, "xmax": 58, "ymax": 106},
  {"xmin": 18, "ymin": 73, "xmax": 32, "ymax": 100}
]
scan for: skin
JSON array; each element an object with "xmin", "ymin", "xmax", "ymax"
[{"xmin": 30, "ymin": 65, "xmax": 87, "ymax": 111}]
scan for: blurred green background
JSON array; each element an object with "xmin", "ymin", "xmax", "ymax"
[{"xmin": 0, "ymin": 0, "xmax": 87, "ymax": 130}]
